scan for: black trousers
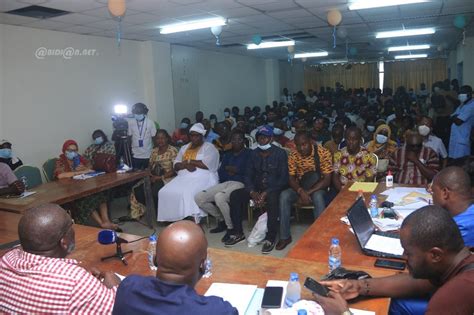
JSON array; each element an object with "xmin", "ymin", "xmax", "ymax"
[
  {"xmin": 132, "ymin": 158, "xmax": 149, "ymax": 170},
  {"xmin": 229, "ymin": 188, "xmax": 281, "ymax": 242}
]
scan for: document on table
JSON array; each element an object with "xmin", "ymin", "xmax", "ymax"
[
  {"xmin": 349, "ymin": 182, "xmax": 378, "ymax": 193},
  {"xmin": 73, "ymin": 171, "xmax": 106, "ymax": 180},
  {"xmin": 20, "ymin": 191, "xmax": 37, "ymax": 198},
  {"xmin": 349, "ymin": 309, "xmax": 375, "ymax": 315},
  {"xmin": 364, "ymin": 234, "xmax": 404, "ymax": 256},
  {"xmin": 381, "ymin": 187, "xmax": 431, "ymax": 204},
  {"xmin": 205, "ymin": 283, "xmax": 257, "ymax": 315}
]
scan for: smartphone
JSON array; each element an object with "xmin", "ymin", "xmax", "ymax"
[
  {"xmin": 261, "ymin": 286, "xmax": 283, "ymax": 309},
  {"xmin": 374, "ymin": 258, "xmax": 406, "ymax": 270},
  {"xmin": 303, "ymin": 277, "xmax": 329, "ymax": 297}
]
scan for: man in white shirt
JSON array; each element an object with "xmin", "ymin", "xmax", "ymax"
[
  {"xmin": 306, "ymin": 89, "xmax": 318, "ymax": 104},
  {"xmin": 128, "ymin": 103, "xmax": 157, "ymax": 170},
  {"xmin": 281, "ymin": 88, "xmax": 293, "ymax": 104},
  {"xmin": 418, "ymin": 116, "xmax": 448, "ymax": 168}
]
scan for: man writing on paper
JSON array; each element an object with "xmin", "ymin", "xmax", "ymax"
[{"xmin": 113, "ymin": 221, "xmax": 237, "ymax": 315}]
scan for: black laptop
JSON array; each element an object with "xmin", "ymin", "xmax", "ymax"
[{"xmin": 347, "ymin": 198, "xmax": 404, "ymax": 260}]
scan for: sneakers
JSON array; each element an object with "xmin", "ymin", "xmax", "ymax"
[
  {"xmin": 261, "ymin": 239, "xmax": 276, "ymax": 254},
  {"xmin": 210, "ymin": 220, "xmax": 227, "ymax": 234},
  {"xmin": 224, "ymin": 233, "xmax": 246, "ymax": 247},
  {"xmin": 221, "ymin": 230, "xmax": 233, "ymax": 243}
]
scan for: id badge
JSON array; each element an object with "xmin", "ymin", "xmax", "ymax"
[{"xmin": 138, "ymin": 139, "xmax": 144, "ymax": 147}]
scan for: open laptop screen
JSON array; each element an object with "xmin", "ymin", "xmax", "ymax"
[{"xmin": 347, "ymin": 197, "xmax": 376, "ymax": 248}]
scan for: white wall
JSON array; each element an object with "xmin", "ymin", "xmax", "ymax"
[
  {"xmin": 279, "ymin": 61, "xmax": 304, "ymax": 96},
  {"xmin": 448, "ymin": 36, "xmax": 474, "ymax": 86}
]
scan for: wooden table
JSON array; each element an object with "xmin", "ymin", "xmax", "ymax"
[{"xmin": 0, "ymin": 170, "xmax": 156, "ymax": 227}]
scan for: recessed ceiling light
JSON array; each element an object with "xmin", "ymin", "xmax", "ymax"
[
  {"xmin": 247, "ymin": 40, "xmax": 295, "ymax": 50},
  {"xmin": 160, "ymin": 17, "xmax": 226, "ymax": 34},
  {"xmin": 294, "ymin": 52, "xmax": 329, "ymax": 58},
  {"xmin": 394, "ymin": 54, "xmax": 428, "ymax": 59},
  {"xmin": 388, "ymin": 44, "xmax": 430, "ymax": 51},
  {"xmin": 376, "ymin": 27, "xmax": 435, "ymax": 38},
  {"xmin": 349, "ymin": 0, "xmax": 429, "ymax": 10}
]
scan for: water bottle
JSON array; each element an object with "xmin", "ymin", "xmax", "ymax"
[
  {"xmin": 119, "ymin": 157, "xmax": 125, "ymax": 169},
  {"xmin": 329, "ymin": 238, "xmax": 342, "ymax": 272},
  {"xmin": 285, "ymin": 272, "xmax": 301, "ymax": 307},
  {"xmin": 203, "ymin": 253, "xmax": 212, "ymax": 278},
  {"xmin": 369, "ymin": 195, "xmax": 378, "ymax": 218},
  {"xmin": 386, "ymin": 170, "xmax": 393, "ymax": 188},
  {"xmin": 147, "ymin": 234, "xmax": 157, "ymax": 271},
  {"xmin": 20, "ymin": 176, "xmax": 28, "ymax": 191}
]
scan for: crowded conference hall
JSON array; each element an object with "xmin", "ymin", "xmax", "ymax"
[{"xmin": 1, "ymin": 0, "xmax": 474, "ymax": 314}]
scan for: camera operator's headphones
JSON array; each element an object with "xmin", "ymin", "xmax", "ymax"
[{"xmin": 132, "ymin": 103, "xmax": 149, "ymax": 115}]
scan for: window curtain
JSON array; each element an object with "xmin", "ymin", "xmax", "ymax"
[
  {"xmin": 384, "ymin": 59, "xmax": 447, "ymax": 91},
  {"xmin": 304, "ymin": 62, "xmax": 379, "ymax": 91}
]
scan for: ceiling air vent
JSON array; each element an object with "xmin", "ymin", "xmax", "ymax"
[{"xmin": 5, "ymin": 5, "xmax": 70, "ymax": 19}]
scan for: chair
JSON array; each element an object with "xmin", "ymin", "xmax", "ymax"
[
  {"xmin": 294, "ymin": 203, "xmax": 315, "ymax": 222},
  {"xmin": 42, "ymin": 158, "xmax": 58, "ymax": 182},
  {"xmin": 14, "ymin": 165, "xmax": 43, "ymax": 188}
]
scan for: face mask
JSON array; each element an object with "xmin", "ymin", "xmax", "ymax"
[
  {"xmin": 135, "ymin": 114, "xmax": 145, "ymax": 121},
  {"xmin": 273, "ymin": 128, "xmax": 284, "ymax": 136},
  {"xmin": 458, "ymin": 94, "xmax": 468, "ymax": 104},
  {"xmin": 376, "ymin": 134, "xmax": 388, "ymax": 144},
  {"xmin": 367, "ymin": 125, "xmax": 375, "ymax": 132},
  {"xmin": 66, "ymin": 150, "xmax": 77, "ymax": 160},
  {"xmin": 180, "ymin": 122, "xmax": 189, "ymax": 129},
  {"xmin": 94, "ymin": 137, "xmax": 104, "ymax": 145},
  {"xmin": 257, "ymin": 143, "xmax": 271, "ymax": 151},
  {"xmin": 224, "ymin": 112, "xmax": 230, "ymax": 118},
  {"xmin": 418, "ymin": 125, "xmax": 430, "ymax": 136},
  {"xmin": 291, "ymin": 127, "xmax": 296, "ymax": 133},
  {"xmin": 268, "ymin": 122, "xmax": 274, "ymax": 127},
  {"xmin": 288, "ymin": 111, "xmax": 294, "ymax": 117},
  {"xmin": 0, "ymin": 148, "xmax": 12, "ymax": 159}
]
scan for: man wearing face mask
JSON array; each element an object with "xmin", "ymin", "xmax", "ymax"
[
  {"xmin": 225, "ymin": 125, "xmax": 288, "ymax": 254},
  {"xmin": 0, "ymin": 140, "xmax": 23, "ymax": 171},
  {"xmin": 128, "ymin": 103, "xmax": 157, "ymax": 170},
  {"xmin": 418, "ymin": 116, "xmax": 448, "ymax": 169},
  {"xmin": 223, "ymin": 107, "xmax": 236, "ymax": 128},
  {"xmin": 172, "ymin": 117, "xmax": 191, "ymax": 146},
  {"xmin": 0, "ymin": 204, "xmax": 120, "ymax": 313},
  {"xmin": 271, "ymin": 120, "xmax": 290, "ymax": 148},
  {"xmin": 449, "ymin": 85, "xmax": 474, "ymax": 160}
]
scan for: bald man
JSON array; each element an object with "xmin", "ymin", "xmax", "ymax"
[
  {"xmin": 0, "ymin": 204, "xmax": 119, "ymax": 313},
  {"xmin": 113, "ymin": 221, "xmax": 237, "ymax": 315}
]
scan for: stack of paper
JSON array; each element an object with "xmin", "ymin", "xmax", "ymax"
[
  {"xmin": 349, "ymin": 182, "xmax": 378, "ymax": 193},
  {"xmin": 380, "ymin": 187, "xmax": 432, "ymax": 218},
  {"xmin": 205, "ymin": 283, "xmax": 257, "ymax": 315}
]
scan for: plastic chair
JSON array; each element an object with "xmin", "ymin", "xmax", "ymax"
[
  {"xmin": 14, "ymin": 165, "xmax": 43, "ymax": 188},
  {"xmin": 42, "ymin": 158, "xmax": 58, "ymax": 182}
]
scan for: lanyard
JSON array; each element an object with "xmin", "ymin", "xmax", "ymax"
[{"xmin": 137, "ymin": 119, "xmax": 146, "ymax": 140}]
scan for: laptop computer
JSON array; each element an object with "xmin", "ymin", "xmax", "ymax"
[{"xmin": 347, "ymin": 197, "xmax": 404, "ymax": 260}]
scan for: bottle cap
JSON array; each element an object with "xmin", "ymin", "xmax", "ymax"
[
  {"xmin": 371, "ymin": 194, "xmax": 377, "ymax": 199},
  {"xmin": 387, "ymin": 170, "xmax": 392, "ymax": 176},
  {"xmin": 331, "ymin": 238, "xmax": 339, "ymax": 245},
  {"xmin": 149, "ymin": 234, "xmax": 157, "ymax": 242},
  {"xmin": 290, "ymin": 272, "xmax": 299, "ymax": 281},
  {"xmin": 297, "ymin": 310, "xmax": 307, "ymax": 315}
]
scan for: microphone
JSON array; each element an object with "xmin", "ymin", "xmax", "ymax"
[{"xmin": 98, "ymin": 230, "xmax": 129, "ymax": 244}]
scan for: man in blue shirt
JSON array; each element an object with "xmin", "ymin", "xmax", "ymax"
[
  {"xmin": 195, "ymin": 130, "xmax": 250, "ymax": 242},
  {"xmin": 449, "ymin": 85, "xmax": 474, "ymax": 159},
  {"xmin": 225, "ymin": 125, "xmax": 288, "ymax": 254},
  {"xmin": 112, "ymin": 221, "xmax": 237, "ymax": 315},
  {"xmin": 203, "ymin": 119, "xmax": 219, "ymax": 144}
]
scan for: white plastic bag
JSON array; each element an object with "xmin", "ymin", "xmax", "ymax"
[{"xmin": 247, "ymin": 212, "xmax": 267, "ymax": 247}]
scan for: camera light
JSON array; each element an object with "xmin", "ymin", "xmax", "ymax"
[{"xmin": 114, "ymin": 104, "xmax": 128, "ymax": 114}]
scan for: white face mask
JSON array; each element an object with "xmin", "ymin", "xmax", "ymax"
[
  {"xmin": 418, "ymin": 125, "xmax": 431, "ymax": 136},
  {"xmin": 273, "ymin": 127, "xmax": 284, "ymax": 136},
  {"xmin": 376, "ymin": 134, "xmax": 388, "ymax": 144},
  {"xmin": 458, "ymin": 94, "xmax": 468, "ymax": 104},
  {"xmin": 257, "ymin": 143, "xmax": 271, "ymax": 151},
  {"xmin": 367, "ymin": 125, "xmax": 375, "ymax": 132}
]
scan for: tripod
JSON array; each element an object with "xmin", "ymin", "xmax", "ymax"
[
  {"xmin": 101, "ymin": 242, "xmax": 133, "ymax": 266},
  {"xmin": 114, "ymin": 132, "xmax": 133, "ymax": 169}
]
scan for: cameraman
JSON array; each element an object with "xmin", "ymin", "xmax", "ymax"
[{"xmin": 128, "ymin": 103, "xmax": 157, "ymax": 170}]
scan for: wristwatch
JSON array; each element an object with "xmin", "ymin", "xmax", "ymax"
[{"xmin": 341, "ymin": 310, "xmax": 353, "ymax": 315}]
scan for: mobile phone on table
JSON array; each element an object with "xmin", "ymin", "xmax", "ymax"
[
  {"xmin": 261, "ymin": 286, "xmax": 283, "ymax": 309},
  {"xmin": 303, "ymin": 277, "xmax": 329, "ymax": 297},
  {"xmin": 374, "ymin": 258, "xmax": 406, "ymax": 270}
]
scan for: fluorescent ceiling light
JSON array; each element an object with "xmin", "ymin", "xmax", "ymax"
[
  {"xmin": 247, "ymin": 40, "xmax": 295, "ymax": 50},
  {"xmin": 320, "ymin": 59, "xmax": 349, "ymax": 64},
  {"xmin": 294, "ymin": 52, "xmax": 329, "ymax": 58},
  {"xmin": 349, "ymin": 0, "xmax": 429, "ymax": 10},
  {"xmin": 394, "ymin": 54, "xmax": 428, "ymax": 59},
  {"xmin": 376, "ymin": 27, "xmax": 435, "ymax": 38},
  {"xmin": 160, "ymin": 17, "xmax": 226, "ymax": 34},
  {"xmin": 388, "ymin": 44, "xmax": 430, "ymax": 51}
]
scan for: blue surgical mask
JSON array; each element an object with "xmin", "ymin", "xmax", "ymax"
[
  {"xmin": 180, "ymin": 122, "xmax": 189, "ymax": 129},
  {"xmin": 458, "ymin": 94, "xmax": 468, "ymax": 104},
  {"xmin": 135, "ymin": 114, "xmax": 145, "ymax": 121},
  {"xmin": 367, "ymin": 125, "xmax": 375, "ymax": 132},
  {"xmin": 0, "ymin": 148, "xmax": 12, "ymax": 159},
  {"xmin": 273, "ymin": 127, "xmax": 284, "ymax": 136},
  {"xmin": 288, "ymin": 111, "xmax": 294, "ymax": 117},
  {"xmin": 257, "ymin": 143, "xmax": 272, "ymax": 151},
  {"xmin": 224, "ymin": 112, "xmax": 230, "ymax": 118},
  {"xmin": 376, "ymin": 134, "xmax": 388, "ymax": 144},
  {"xmin": 66, "ymin": 150, "xmax": 77, "ymax": 160},
  {"xmin": 94, "ymin": 137, "xmax": 104, "ymax": 145}
]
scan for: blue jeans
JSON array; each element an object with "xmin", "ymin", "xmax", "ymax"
[
  {"xmin": 389, "ymin": 298, "xmax": 428, "ymax": 315},
  {"xmin": 279, "ymin": 188, "xmax": 326, "ymax": 240}
]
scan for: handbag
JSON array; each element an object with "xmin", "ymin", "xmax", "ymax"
[{"xmin": 93, "ymin": 153, "xmax": 117, "ymax": 173}]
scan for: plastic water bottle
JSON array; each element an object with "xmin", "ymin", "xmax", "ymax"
[
  {"xmin": 356, "ymin": 189, "xmax": 365, "ymax": 201},
  {"xmin": 285, "ymin": 272, "xmax": 301, "ymax": 307},
  {"xmin": 119, "ymin": 157, "xmax": 125, "ymax": 170},
  {"xmin": 147, "ymin": 234, "xmax": 157, "ymax": 271},
  {"xmin": 203, "ymin": 253, "xmax": 212, "ymax": 278},
  {"xmin": 386, "ymin": 170, "xmax": 394, "ymax": 188},
  {"xmin": 20, "ymin": 176, "xmax": 28, "ymax": 191},
  {"xmin": 329, "ymin": 238, "xmax": 342, "ymax": 272},
  {"xmin": 369, "ymin": 195, "xmax": 378, "ymax": 218}
]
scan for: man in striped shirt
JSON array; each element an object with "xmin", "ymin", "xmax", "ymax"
[{"xmin": 0, "ymin": 204, "xmax": 119, "ymax": 314}]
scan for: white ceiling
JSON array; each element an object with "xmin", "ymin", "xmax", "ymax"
[{"xmin": 0, "ymin": 0, "xmax": 473, "ymax": 62}]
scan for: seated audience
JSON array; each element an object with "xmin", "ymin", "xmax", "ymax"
[
  {"xmin": 158, "ymin": 123, "xmax": 219, "ymax": 222},
  {"xmin": 223, "ymin": 107, "xmax": 236, "ymax": 128},
  {"xmin": 225, "ymin": 126, "xmax": 288, "ymax": 254},
  {"xmin": 112, "ymin": 221, "xmax": 237, "ymax": 315},
  {"xmin": 195, "ymin": 131, "xmax": 250, "ymax": 242},
  {"xmin": 366, "ymin": 124, "xmax": 398, "ymax": 160},
  {"xmin": 285, "ymin": 119, "xmax": 308, "ymax": 151},
  {"xmin": 172, "ymin": 117, "xmax": 190, "ymax": 146},
  {"xmin": 213, "ymin": 121, "xmax": 232, "ymax": 156},
  {"xmin": 203, "ymin": 119, "xmax": 219, "ymax": 143},
  {"xmin": 83, "ymin": 129, "xmax": 116, "ymax": 165},
  {"xmin": 310, "ymin": 116, "xmax": 331, "ymax": 145},
  {"xmin": 272, "ymin": 120, "xmax": 291, "ymax": 147},
  {"xmin": 0, "ymin": 162, "xmax": 24, "ymax": 197},
  {"xmin": 54, "ymin": 139, "xmax": 117, "ymax": 229},
  {"xmin": 277, "ymin": 132, "xmax": 332, "ymax": 250},
  {"xmin": 389, "ymin": 106, "xmax": 406, "ymax": 142},
  {"xmin": 0, "ymin": 140, "xmax": 23, "ymax": 170},
  {"xmin": 389, "ymin": 131, "xmax": 438, "ymax": 185},
  {"xmin": 0, "ymin": 204, "xmax": 119, "ymax": 313},
  {"xmin": 130, "ymin": 129, "xmax": 178, "ymax": 219},
  {"xmin": 195, "ymin": 110, "xmax": 204, "ymax": 124},
  {"xmin": 324, "ymin": 124, "xmax": 344, "ymax": 154},
  {"xmin": 418, "ymin": 116, "xmax": 448, "ymax": 168},
  {"xmin": 332, "ymin": 127, "xmax": 377, "ymax": 192},
  {"xmin": 316, "ymin": 206, "xmax": 474, "ymax": 315}
]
